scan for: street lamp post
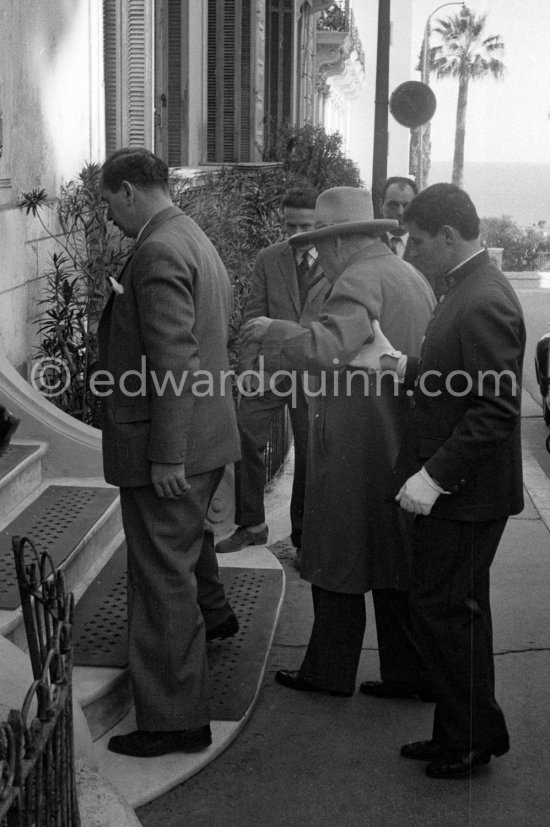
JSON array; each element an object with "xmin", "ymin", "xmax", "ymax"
[{"xmin": 417, "ymin": 1, "xmax": 466, "ymax": 188}]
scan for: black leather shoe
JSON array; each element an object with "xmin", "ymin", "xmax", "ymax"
[
  {"xmin": 400, "ymin": 740, "xmax": 443, "ymax": 761},
  {"xmin": 359, "ymin": 680, "xmax": 435, "ymax": 702},
  {"xmin": 107, "ymin": 726, "xmax": 212, "ymax": 757},
  {"xmin": 425, "ymin": 748, "xmax": 492, "ymax": 779},
  {"xmin": 275, "ymin": 669, "xmax": 353, "ymax": 697},
  {"xmin": 206, "ymin": 613, "xmax": 239, "ymax": 642},
  {"xmin": 215, "ymin": 525, "xmax": 268, "ymax": 553}
]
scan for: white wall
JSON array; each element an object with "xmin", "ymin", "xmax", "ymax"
[{"xmin": 0, "ymin": 0, "xmax": 104, "ymax": 373}]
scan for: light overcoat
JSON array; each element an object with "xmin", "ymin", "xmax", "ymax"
[
  {"xmin": 238, "ymin": 240, "xmax": 329, "ymax": 374},
  {"xmin": 261, "ymin": 241, "xmax": 436, "ymax": 593}
]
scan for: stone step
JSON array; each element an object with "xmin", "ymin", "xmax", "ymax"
[
  {"xmin": 89, "ymin": 547, "xmax": 285, "ymax": 811},
  {"xmin": 0, "ymin": 480, "xmax": 121, "ymax": 649},
  {"xmin": 0, "ymin": 441, "xmax": 45, "ymax": 519},
  {"xmin": 74, "ymin": 546, "xmax": 285, "ymax": 743}
]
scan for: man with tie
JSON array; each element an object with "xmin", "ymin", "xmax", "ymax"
[
  {"xmin": 380, "ymin": 176, "xmax": 418, "ymax": 260},
  {"xmin": 216, "ymin": 188, "xmax": 328, "ymax": 563}
]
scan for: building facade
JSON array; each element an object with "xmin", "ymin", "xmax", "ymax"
[{"xmin": 0, "ymin": 0, "xmax": 413, "ymax": 374}]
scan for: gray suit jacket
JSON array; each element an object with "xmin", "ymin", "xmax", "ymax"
[
  {"xmin": 97, "ymin": 206, "xmax": 240, "ymax": 487},
  {"xmin": 237, "ymin": 240, "xmax": 329, "ymax": 374}
]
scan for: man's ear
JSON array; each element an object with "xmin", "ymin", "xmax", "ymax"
[
  {"xmin": 442, "ymin": 225, "xmax": 456, "ymax": 244},
  {"xmin": 121, "ymin": 180, "xmax": 134, "ymax": 203}
]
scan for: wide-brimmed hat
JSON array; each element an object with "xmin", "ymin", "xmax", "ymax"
[{"xmin": 288, "ymin": 186, "xmax": 398, "ymax": 247}]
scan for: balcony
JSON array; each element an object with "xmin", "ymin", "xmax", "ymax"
[{"xmin": 316, "ymin": 0, "xmax": 365, "ymax": 98}]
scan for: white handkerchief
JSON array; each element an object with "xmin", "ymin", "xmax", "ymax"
[{"xmin": 109, "ymin": 276, "xmax": 124, "ymax": 295}]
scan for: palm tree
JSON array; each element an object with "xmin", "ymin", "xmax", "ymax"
[{"xmin": 430, "ymin": 7, "xmax": 505, "ymax": 187}]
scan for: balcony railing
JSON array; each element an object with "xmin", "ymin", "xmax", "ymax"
[{"xmin": 316, "ymin": 1, "xmax": 365, "ymax": 70}]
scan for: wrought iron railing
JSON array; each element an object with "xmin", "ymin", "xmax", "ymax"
[
  {"xmin": 0, "ymin": 536, "xmax": 80, "ymax": 826},
  {"xmin": 316, "ymin": 0, "xmax": 365, "ymax": 70}
]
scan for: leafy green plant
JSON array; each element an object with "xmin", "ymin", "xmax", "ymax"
[
  {"xmin": 480, "ymin": 215, "xmax": 543, "ymax": 271},
  {"xmin": 263, "ymin": 121, "xmax": 363, "ymax": 191},
  {"xmin": 20, "ymin": 163, "xmax": 131, "ymax": 424},
  {"xmin": 170, "ymin": 165, "xmax": 285, "ymax": 367}
]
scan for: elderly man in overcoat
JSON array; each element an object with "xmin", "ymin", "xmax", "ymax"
[
  {"xmin": 241, "ymin": 187, "xmax": 436, "ymax": 697},
  {"xmin": 97, "ymin": 148, "xmax": 240, "ymax": 757}
]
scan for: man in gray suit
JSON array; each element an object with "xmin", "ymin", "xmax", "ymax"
[
  {"xmin": 216, "ymin": 188, "xmax": 328, "ymax": 562},
  {"xmin": 97, "ymin": 148, "xmax": 240, "ymax": 757}
]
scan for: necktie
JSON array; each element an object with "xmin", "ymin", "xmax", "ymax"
[
  {"xmin": 389, "ymin": 235, "xmax": 400, "ymax": 255},
  {"xmin": 297, "ymin": 252, "xmax": 310, "ymax": 308}
]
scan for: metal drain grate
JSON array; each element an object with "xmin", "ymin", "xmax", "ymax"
[
  {"xmin": 0, "ymin": 485, "xmax": 118, "ymax": 610},
  {"xmin": 73, "ymin": 548, "xmax": 283, "ymax": 721}
]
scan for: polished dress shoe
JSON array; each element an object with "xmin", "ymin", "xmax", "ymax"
[
  {"xmin": 206, "ymin": 613, "xmax": 239, "ymax": 642},
  {"xmin": 215, "ymin": 525, "xmax": 268, "ymax": 553},
  {"xmin": 275, "ymin": 669, "xmax": 353, "ymax": 697},
  {"xmin": 400, "ymin": 740, "xmax": 443, "ymax": 761},
  {"xmin": 359, "ymin": 680, "xmax": 435, "ymax": 702},
  {"xmin": 107, "ymin": 725, "xmax": 212, "ymax": 757},
  {"xmin": 425, "ymin": 747, "xmax": 492, "ymax": 779}
]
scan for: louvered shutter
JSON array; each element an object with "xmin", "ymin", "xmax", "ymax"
[
  {"xmin": 207, "ymin": 0, "xmax": 254, "ymax": 162},
  {"xmin": 167, "ymin": 0, "xmax": 183, "ymax": 166},
  {"xmin": 265, "ymin": 0, "xmax": 293, "ymax": 129},
  {"xmin": 103, "ymin": 1, "xmax": 119, "ymax": 156},
  {"xmin": 103, "ymin": 0, "xmax": 153, "ymax": 152}
]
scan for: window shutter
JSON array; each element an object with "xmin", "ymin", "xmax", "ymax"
[
  {"xmin": 207, "ymin": 0, "xmax": 253, "ymax": 163},
  {"xmin": 103, "ymin": 1, "xmax": 119, "ymax": 156},
  {"xmin": 167, "ymin": 0, "xmax": 183, "ymax": 166},
  {"xmin": 103, "ymin": 0, "xmax": 153, "ymax": 152},
  {"xmin": 124, "ymin": 0, "xmax": 153, "ymax": 147}
]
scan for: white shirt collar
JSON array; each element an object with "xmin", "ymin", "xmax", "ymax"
[{"xmin": 446, "ymin": 248, "xmax": 484, "ymax": 275}]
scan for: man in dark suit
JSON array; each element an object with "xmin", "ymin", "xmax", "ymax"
[
  {"xmin": 216, "ymin": 189, "xmax": 328, "ymax": 561},
  {"xmin": 366, "ymin": 183, "xmax": 525, "ymax": 778},
  {"xmin": 97, "ymin": 148, "xmax": 240, "ymax": 757},
  {"xmin": 380, "ymin": 176, "xmax": 417, "ymax": 259}
]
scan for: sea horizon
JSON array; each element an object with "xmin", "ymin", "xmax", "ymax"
[{"xmin": 428, "ymin": 160, "xmax": 550, "ymax": 229}]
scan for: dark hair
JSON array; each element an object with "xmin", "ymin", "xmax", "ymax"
[
  {"xmin": 403, "ymin": 182, "xmax": 480, "ymax": 240},
  {"xmin": 381, "ymin": 176, "xmax": 418, "ymax": 202},
  {"xmin": 100, "ymin": 148, "xmax": 169, "ymax": 193},
  {"xmin": 281, "ymin": 187, "xmax": 318, "ymax": 211}
]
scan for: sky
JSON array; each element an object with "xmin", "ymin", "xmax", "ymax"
[{"xmin": 410, "ymin": 0, "xmax": 550, "ymax": 164}]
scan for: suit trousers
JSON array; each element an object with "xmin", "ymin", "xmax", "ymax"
[
  {"xmin": 371, "ymin": 588, "xmax": 428, "ymax": 685},
  {"xmin": 120, "ymin": 467, "xmax": 233, "ymax": 731},
  {"xmin": 235, "ymin": 377, "xmax": 309, "ymax": 547},
  {"xmin": 299, "ymin": 585, "xmax": 426, "ymax": 694},
  {"xmin": 409, "ymin": 515, "xmax": 510, "ymax": 753}
]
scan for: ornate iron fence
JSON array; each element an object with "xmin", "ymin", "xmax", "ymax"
[{"xmin": 0, "ymin": 536, "xmax": 80, "ymax": 826}]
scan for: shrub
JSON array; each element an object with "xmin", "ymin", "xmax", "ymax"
[
  {"xmin": 263, "ymin": 121, "xmax": 363, "ymax": 191},
  {"xmin": 480, "ymin": 215, "xmax": 543, "ymax": 271},
  {"xmin": 170, "ymin": 165, "xmax": 284, "ymax": 368},
  {"xmin": 20, "ymin": 163, "xmax": 131, "ymax": 424}
]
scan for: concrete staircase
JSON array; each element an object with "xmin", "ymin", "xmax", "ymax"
[{"xmin": 0, "ymin": 354, "xmax": 285, "ymax": 822}]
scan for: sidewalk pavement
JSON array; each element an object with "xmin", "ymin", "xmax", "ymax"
[{"xmin": 138, "ymin": 392, "xmax": 550, "ymax": 827}]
